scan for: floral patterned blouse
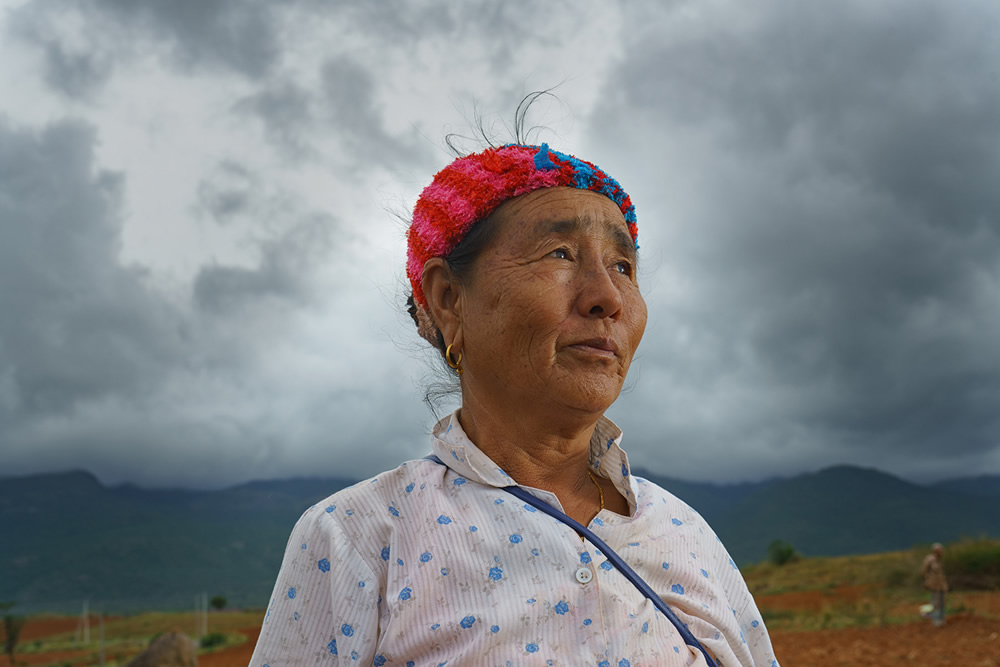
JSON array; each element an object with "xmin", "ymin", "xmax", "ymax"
[{"xmin": 251, "ymin": 411, "xmax": 778, "ymax": 666}]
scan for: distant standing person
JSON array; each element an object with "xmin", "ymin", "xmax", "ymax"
[{"xmin": 921, "ymin": 543, "xmax": 948, "ymax": 626}]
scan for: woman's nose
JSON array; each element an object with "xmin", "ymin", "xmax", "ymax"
[{"xmin": 575, "ymin": 260, "xmax": 623, "ymax": 319}]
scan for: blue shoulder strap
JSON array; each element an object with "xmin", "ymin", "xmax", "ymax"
[{"xmin": 425, "ymin": 454, "xmax": 718, "ymax": 667}]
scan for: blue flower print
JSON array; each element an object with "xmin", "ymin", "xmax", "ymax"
[
  {"xmin": 509, "ymin": 534, "xmax": 522, "ymax": 544},
  {"xmin": 526, "ymin": 643, "xmax": 539, "ymax": 653},
  {"xmin": 317, "ymin": 558, "xmax": 331, "ymax": 573},
  {"xmin": 341, "ymin": 624, "xmax": 354, "ymax": 637},
  {"xmin": 420, "ymin": 552, "xmax": 433, "ymax": 562},
  {"xmin": 469, "ymin": 525, "xmax": 478, "ymax": 532},
  {"xmin": 662, "ymin": 562, "xmax": 670, "ymax": 570},
  {"xmin": 381, "ymin": 546, "xmax": 390, "ymax": 561},
  {"xmin": 294, "ymin": 612, "xmax": 299, "ymax": 621},
  {"xmin": 523, "ymin": 504, "xmax": 537, "ymax": 513},
  {"xmin": 619, "ymin": 660, "xmax": 631, "ymax": 667},
  {"xmin": 327, "ymin": 639, "xmax": 337, "ymax": 655},
  {"xmin": 495, "ymin": 498, "xmax": 504, "ymax": 504},
  {"xmin": 642, "ymin": 621, "xmax": 648, "ymax": 633},
  {"xmin": 374, "ymin": 655, "xmax": 387, "ymax": 666},
  {"xmin": 460, "ymin": 615, "xmax": 476, "ymax": 628},
  {"xmin": 397, "ymin": 558, "xmax": 404, "ymax": 566},
  {"xmin": 440, "ymin": 568, "xmax": 448, "ymax": 576},
  {"xmin": 671, "ymin": 518, "xmax": 683, "ymax": 526},
  {"xmin": 751, "ymin": 620, "xmax": 760, "ymax": 628},
  {"xmin": 398, "ymin": 587, "xmax": 413, "ymax": 601},
  {"xmin": 593, "ymin": 517, "xmax": 605, "ymax": 526},
  {"xmin": 345, "ymin": 509, "xmax": 353, "ymax": 516},
  {"xmin": 580, "ymin": 552, "xmax": 592, "ymax": 564},
  {"xmin": 325, "ymin": 505, "xmax": 336, "ymax": 513},
  {"xmin": 554, "ymin": 601, "xmax": 569, "ymax": 615},
  {"xmin": 674, "ymin": 646, "xmax": 680, "ymax": 654},
  {"xmin": 531, "ymin": 548, "xmax": 540, "ymax": 556},
  {"xmin": 437, "ymin": 515, "xmax": 452, "ymax": 524},
  {"xmin": 583, "ymin": 618, "xmax": 592, "ymax": 626},
  {"xmin": 405, "ymin": 483, "xmax": 415, "ymax": 493},
  {"xmin": 600, "ymin": 561, "xmax": 613, "ymax": 571},
  {"xmin": 407, "ymin": 663, "xmax": 415, "ymax": 667},
  {"xmin": 489, "ymin": 566, "xmax": 503, "ymax": 581},
  {"xmin": 301, "ymin": 543, "xmax": 307, "ymax": 550},
  {"xmin": 358, "ymin": 581, "xmax": 366, "ymax": 588},
  {"xmin": 671, "ymin": 583, "xmax": 685, "ymax": 595},
  {"xmin": 701, "ymin": 569, "xmax": 709, "ymax": 578},
  {"xmin": 287, "ymin": 587, "xmax": 296, "ymax": 599},
  {"xmin": 599, "ymin": 661, "xmax": 610, "ymax": 667},
  {"xmin": 453, "ymin": 478, "xmax": 466, "ymax": 485},
  {"xmin": 430, "ymin": 623, "xmax": 440, "ymax": 630},
  {"xmin": 388, "ymin": 505, "xmax": 400, "ymax": 517},
  {"xmin": 621, "ymin": 463, "xmax": 629, "ymax": 477},
  {"xmin": 526, "ymin": 598, "xmax": 536, "ymax": 604},
  {"xmin": 351, "ymin": 651, "xmax": 359, "ymax": 660},
  {"xmin": 491, "ymin": 625, "xmax": 500, "ymax": 633}
]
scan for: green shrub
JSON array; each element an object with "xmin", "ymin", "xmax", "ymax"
[
  {"xmin": 200, "ymin": 632, "xmax": 228, "ymax": 649},
  {"xmin": 943, "ymin": 538, "xmax": 1000, "ymax": 590},
  {"xmin": 767, "ymin": 539, "xmax": 800, "ymax": 566}
]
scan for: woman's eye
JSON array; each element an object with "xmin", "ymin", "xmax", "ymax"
[
  {"xmin": 615, "ymin": 261, "xmax": 633, "ymax": 277},
  {"xmin": 551, "ymin": 248, "xmax": 570, "ymax": 260}
]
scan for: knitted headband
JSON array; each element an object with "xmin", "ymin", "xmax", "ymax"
[{"xmin": 406, "ymin": 143, "xmax": 637, "ymax": 311}]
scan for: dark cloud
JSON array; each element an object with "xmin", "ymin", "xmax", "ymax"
[
  {"xmin": 233, "ymin": 57, "xmax": 429, "ymax": 168},
  {"xmin": 196, "ymin": 161, "xmax": 261, "ymax": 224},
  {"xmin": 233, "ymin": 80, "xmax": 316, "ymax": 158},
  {"xmin": 0, "ymin": 118, "xmax": 182, "ymax": 415},
  {"xmin": 319, "ymin": 57, "xmax": 426, "ymax": 168},
  {"xmin": 6, "ymin": 0, "xmax": 281, "ymax": 99},
  {"xmin": 0, "ymin": 117, "xmax": 380, "ymax": 488},
  {"xmin": 90, "ymin": 0, "xmax": 281, "ymax": 77},
  {"xmin": 590, "ymin": 0, "xmax": 1000, "ymax": 480},
  {"xmin": 193, "ymin": 215, "xmax": 334, "ymax": 314}
]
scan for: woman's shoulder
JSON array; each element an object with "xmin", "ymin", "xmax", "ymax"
[
  {"xmin": 290, "ymin": 458, "xmax": 450, "ymax": 531},
  {"xmin": 632, "ymin": 475, "xmax": 713, "ymax": 526}
]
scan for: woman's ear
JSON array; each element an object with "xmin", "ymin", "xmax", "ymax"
[{"xmin": 421, "ymin": 258, "xmax": 463, "ymax": 350}]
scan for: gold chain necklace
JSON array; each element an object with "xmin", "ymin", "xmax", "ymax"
[{"xmin": 587, "ymin": 469, "xmax": 605, "ymax": 510}]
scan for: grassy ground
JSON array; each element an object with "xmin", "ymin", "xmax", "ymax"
[
  {"xmin": 5, "ymin": 539, "xmax": 998, "ymax": 664},
  {"xmin": 742, "ymin": 538, "xmax": 1000, "ymax": 631},
  {"xmin": 6, "ymin": 610, "xmax": 263, "ymax": 667}
]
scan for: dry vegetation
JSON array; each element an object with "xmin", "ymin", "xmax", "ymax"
[{"xmin": 2, "ymin": 540, "xmax": 998, "ymax": 666}]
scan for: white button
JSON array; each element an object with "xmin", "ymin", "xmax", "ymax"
[{"xmin": 575, "ymin": 567, "xmax": 593, "ymax": 584}]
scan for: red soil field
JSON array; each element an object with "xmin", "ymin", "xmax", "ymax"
[{"xmin": 5, "ymin": 594, "xmax": 999, "ymax": 666}]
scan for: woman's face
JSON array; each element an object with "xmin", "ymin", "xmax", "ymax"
[{"xmin": 457, "ymin": 187, "xmax": 647, "ymax": 419}]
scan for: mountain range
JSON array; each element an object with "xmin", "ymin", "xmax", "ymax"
[{"xmin": 3, "ymin": 465, "xmax": 998, "ymax": 613}]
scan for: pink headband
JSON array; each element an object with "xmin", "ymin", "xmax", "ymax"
[{"xmin": 406, "ymin": 143, "xmax": 637, "ymax": 309}]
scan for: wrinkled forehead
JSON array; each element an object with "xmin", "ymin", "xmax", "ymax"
[{"xmin": 490, "ymin": 187, "xmax": 636, "ymax": 257}]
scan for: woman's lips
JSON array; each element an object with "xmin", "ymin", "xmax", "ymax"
[{"xmin": 566, "ymin": 337, "xmax": 619, "ymax": 358}]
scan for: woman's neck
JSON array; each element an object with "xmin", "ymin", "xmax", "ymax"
[{"xmin": 456, "ymin": 398, "xmax": 629, "ymax": 523}]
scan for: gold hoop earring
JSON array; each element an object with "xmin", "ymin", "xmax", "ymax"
[{"xmin": 445, "ymin": 343, "xmax": 463, "ymax": 376}]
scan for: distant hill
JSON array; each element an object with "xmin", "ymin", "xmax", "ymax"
[
  {"xmin": 1, "ymin": 470, "xmax": 355, "ymax": 613},
  {"xmin": 930, "ymin": 475, "xmax": 1000, "ymax": 497},
  {"xmin": 3, "ymin": 465, "xmax": 999, "ymax": 612}
]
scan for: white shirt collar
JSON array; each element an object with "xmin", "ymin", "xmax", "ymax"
[{"xmin": 429, "ymin": 410, "xmax": 639, "ymax": 515}]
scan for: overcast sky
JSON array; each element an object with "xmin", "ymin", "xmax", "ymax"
[{"xmin": 1, "ymin": 0, "xmax": 998, "ymax": 489}]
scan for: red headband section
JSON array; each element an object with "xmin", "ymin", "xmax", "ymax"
[{"xmin": 407, "ymin": 143, "xmax": 637, "ymax": 307}]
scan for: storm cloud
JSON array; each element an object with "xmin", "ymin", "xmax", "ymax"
[{"xmin": 1, "ymin": 0, "xmax": 998, "ymax": 487}]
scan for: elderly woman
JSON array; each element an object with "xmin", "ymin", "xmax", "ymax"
[{"xmin": 251, "ymin": 144, "xmax": 778, "ymax": 666}]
